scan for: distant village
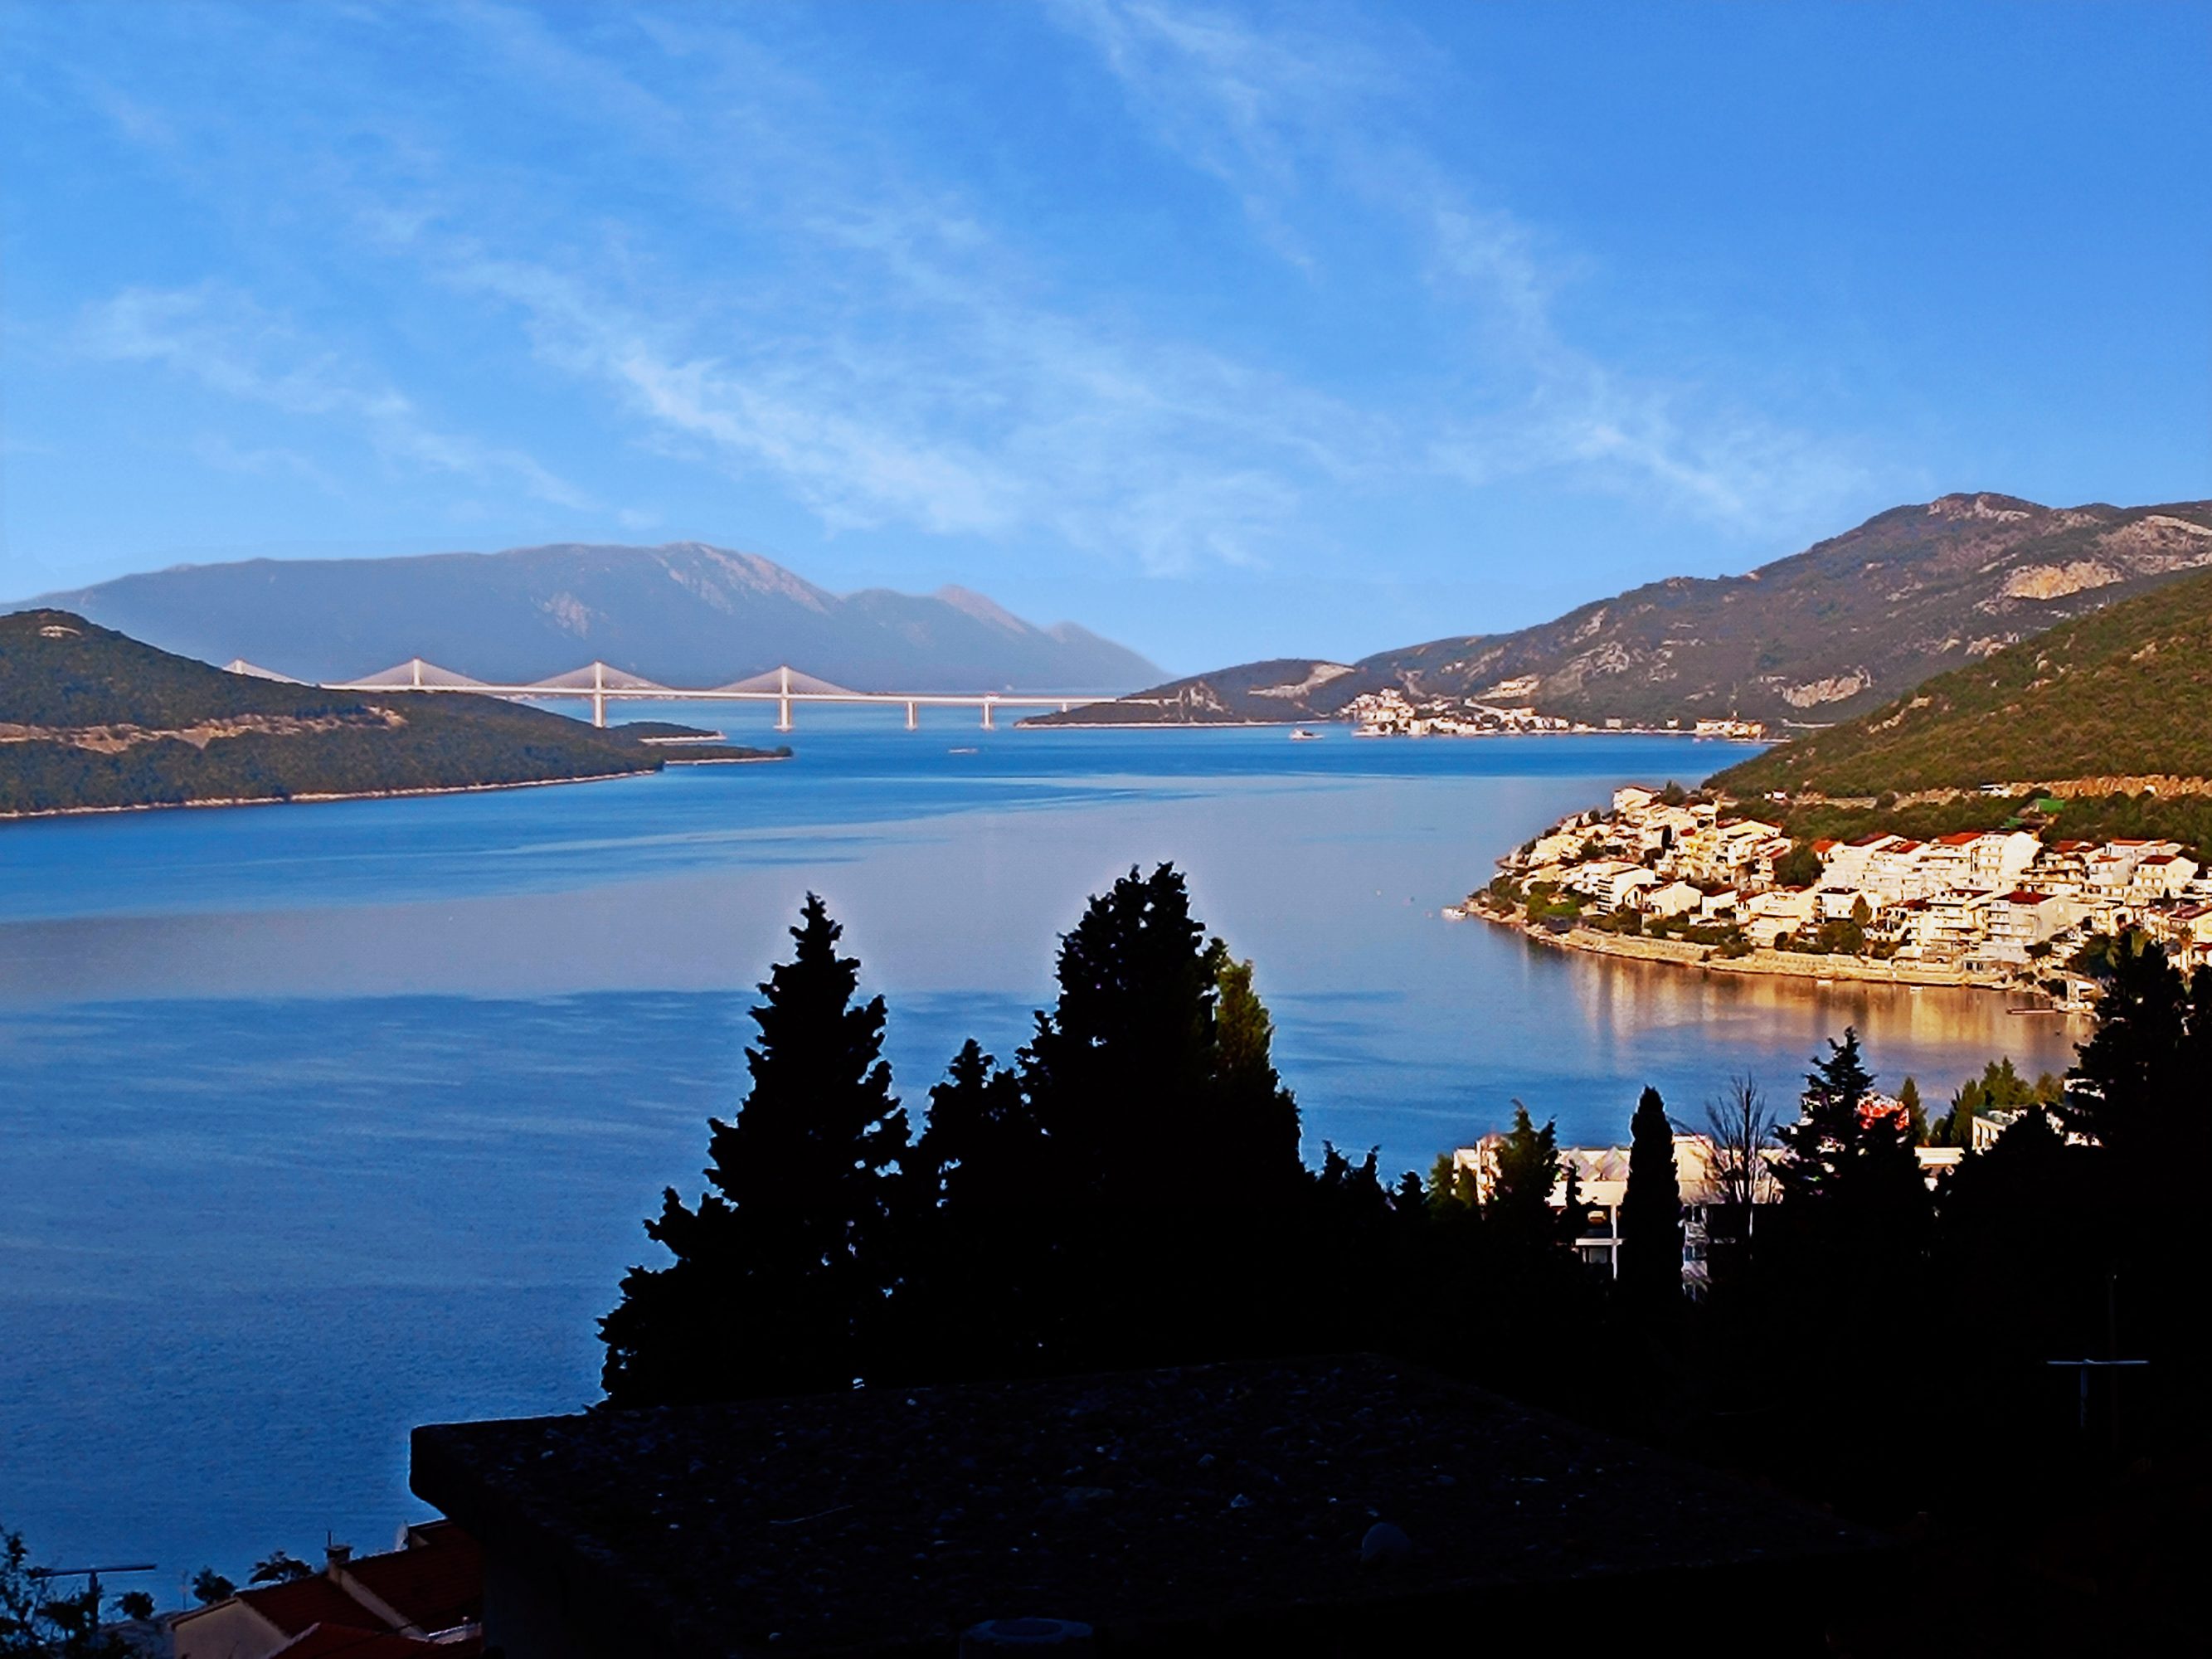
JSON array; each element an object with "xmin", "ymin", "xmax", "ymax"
[
  {"xmin": 1347, "ymin": 686, "xmax": 1767, "ymax": 741},
  {"xmin": 1465, "ymin": 782, "xmax": 2212, "ymax": 1003}
]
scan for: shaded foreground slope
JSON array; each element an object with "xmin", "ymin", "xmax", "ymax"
[
  {"xmin": 0, "ymin": 610, "xmax": 779, "ymax": 818},
  {"xmin": 21, "ymin": 542, "xmax": 1163, "ymax": 692},
  {"xmin": 1713, "ymin": 568, "xmax": 2212, "ymax": 800},
  {"xmin": 1030, "ymin": 494, "xmax": 2212, "ymax": 728}
]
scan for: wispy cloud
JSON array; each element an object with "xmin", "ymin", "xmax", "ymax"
[
  {"xmin": 80, "ymin": 282, "xmax": 591, "ymax": 509},
  {"xmin": 1053, "ymin": 0, "xmax": 1869, "ymax": 532}
]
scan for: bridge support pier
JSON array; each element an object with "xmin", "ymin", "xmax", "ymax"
[
  {"xmin": 776, "ymin": 696, "xmax": 793, "ymax": 733},
  {"xmin": 981, "ymin": 699, "xmax": 994, "ymax": 731},
  {"xmin": 591, "ymin": 691, "xmax": 605, "ymax": 727},
  {"xmin": 906, "ymin": 700, "xmax": 917, "ymax": 730}
]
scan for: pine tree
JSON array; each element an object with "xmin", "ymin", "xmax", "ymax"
[
  {"xmin": 1019, "ymin": 864, "xmax": 1300, "ymax": 1208},
  {"xmin": 913, "ymin": 1039, "xmax": 1038, "ymax": 1212},
  {"xmin": 601, "ymin": 893, "xmax": 909, "ymax": 1404},
  {"xmin": 1619, "ymin": 1085, "xmax": 1680, "ymax": 1309},
  {"xmin": 1213, "ymin": 953, "xmax": 1305, "ymax": 1197},
  {"xmin": 1487, "ymin": 1102, "xmax": 1574, "ymax": 1255},
  {"xmin": 1775, "ymin": 1026, "xmax": 1928, "ymax": 1254},
  {"xmin": 2060, "ymin": 932, "xmax": 2192, "ymax": 1158}
]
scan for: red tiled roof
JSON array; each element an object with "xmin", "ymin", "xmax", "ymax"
[
  {"xmin": 1996, "ymin": 890, "xmax": 2047, "ymax": 906},
  {"xmin": 237, "ymin": 1576, "xmax": 390, "ymax": 1638},
  {"xmin": 272, "ymin": 1625, "xmax": 483, "ymax": 1659},
  {"xmin": 339, "ymin": 1523, "xmax": 482, "ymax": 1635},
  {"xmin": 1937, "ymin": 831, "xmax": 1982, "ymax": 846}
]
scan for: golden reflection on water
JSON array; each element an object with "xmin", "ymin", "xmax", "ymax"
[{"xmin": 1543, "ymin": 934, "xmax": 2083, "ymax": 1092}]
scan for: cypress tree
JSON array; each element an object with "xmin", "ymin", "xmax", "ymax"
[
  {"xmin": 601, "ymin": 893, "xmax": 909, "ymax": 1404},
  {"xmin": 1619, "ymin": 1084, "xmax": 1681, "ymax": 1309}
]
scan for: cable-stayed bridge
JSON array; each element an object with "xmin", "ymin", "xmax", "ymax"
[{"xmin": 227, "ymin": 657, "xmax": 1106, "ymax": 731}]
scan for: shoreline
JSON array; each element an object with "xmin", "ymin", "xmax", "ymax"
[
  {"xmin": 1021, "ymin": 718, "xmax": 1770, "ymax": 737},
  {"xmin": 0, "ymin": 753, "xmax": 789, "ymax": 825},
  {"xmin": 1476, "ymin": 907, "xmax": 2082, "ymax": 1010}
]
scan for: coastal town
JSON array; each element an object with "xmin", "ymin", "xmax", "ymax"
[
  {"xmin": 1347, "ymin": 686, "xmax": 1768, "ymax": 742},
  {"xmin": 1465, "ymin": 782, "xmax": 2212, "ymax": 1000}
]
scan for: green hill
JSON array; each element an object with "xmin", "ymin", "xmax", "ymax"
[
  {"xmin": 0, "ymin": 610, "xmax": 783, "ymax": 819},
  {"xmin": 1714, "ymin": 569, "xmax": 2212, "ymax": 801}
]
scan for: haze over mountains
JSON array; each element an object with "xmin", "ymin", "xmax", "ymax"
[
  {"xmin": 17, "ymin": 543, "xmax": 1164, "ymax": 693},
  {"xmin": 1032, "ymin": 494, "xmax": 2212, "ymax": 728}
]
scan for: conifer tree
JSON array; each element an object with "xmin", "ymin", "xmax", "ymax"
[
  {"xmin": 1775, "ymin": 1027, "xmax": 1928, "ymax": 1263},
  {"xmin": 913, "ymin": 1039, "xmax": 1038, "ymax": 1211},
  {"xmin": 1619, "ymin": 1085, "xmax": 1681, "ymax": 1309},
  {"xmin": 1019, "ymin": 864, "xmax": 1300, "ymax": 1207},
  {"xmin": 1486, "ymin": 1102, "xmax": 1576, "ymax": 1254},
  {"xmin": 601, "ymin": 893, "xmax": 909, "ymax": 1404},
  {"xmin": 2061, "ymin": 932, "xmax": 2193, "ymax": 1158}
]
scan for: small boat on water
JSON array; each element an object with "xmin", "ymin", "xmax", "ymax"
[{"xmin": 1291, "ymin": 727, "xmax": 1322, "ymax": 741}]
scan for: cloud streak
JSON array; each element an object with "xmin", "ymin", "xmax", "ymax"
[
  {"xmin": 80, "ymin": 283, "xmax": 591, "ymax": 509},
  {"xmin": 1053, "ymin": 0, "xmax": 1869, "ymax": 532}
]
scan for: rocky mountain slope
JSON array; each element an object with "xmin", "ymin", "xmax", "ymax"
[
  {"xmin": 17, "ymin": 543, "xmax": 1162, "ymax": 693},
  {"xmin": 0, "ymin": 610, "xmax": 777, "ymax": 819},
  {"xmin": 1711, "ymin": 567, "xmax": 2212, "ymax": 801},
  {"xmin": 1029, "ymin": 495, "xmax": 2212, "ymax": 727}
]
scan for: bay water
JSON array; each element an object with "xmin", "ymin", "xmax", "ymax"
[{"xmin": 0, "ymin": 713, "xmax": 2078, "ymax": 1592}]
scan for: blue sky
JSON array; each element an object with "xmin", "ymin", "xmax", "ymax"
[{"xmin": 3, "ymin": 2, "xmax": 2207, "ymax": 673}]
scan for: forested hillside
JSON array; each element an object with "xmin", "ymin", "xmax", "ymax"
[
  {"xmin": 0, "ymin": 611, "xmax": 779, "ymax": 818},
  {"xmin": 1714, "ymin": 568, "xmax": 2212, "ymax": 800}
]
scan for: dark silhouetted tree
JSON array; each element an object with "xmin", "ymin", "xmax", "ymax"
[
  {"xmin": 1019, "ymin": 865, "xmax": 1301, "ymax": 1209},
  {"xmin": 1620, "ymin": 1085, "xmax": 1680, "ymax": 1311},
  {"xmin": 249, "ymin": 1550, "xmax": 313, "ymax": 1585},
  {"xmin": 2060, "ymin": 932, "xmax": 2195, "ymax": 1159},
  {"xmin": 601, "ymin": 893, "xmax": 909, "ymax": 1404},
  {"xmin": 1486, "ymin": 1102, "xmax": 1578, "ymax": 1254},
  {"xmin": 1776, "ymin": 1028, "xmax": 1923, "ymax": 1223}
]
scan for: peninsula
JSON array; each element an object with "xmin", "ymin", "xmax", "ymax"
[
  {"xmin": 1464, "ymin": 567, "xmax": 2212, "ymax": 1000},
  {"xmin": 0, "ymin": 610, "xmax": 786, "ymax": 821}
]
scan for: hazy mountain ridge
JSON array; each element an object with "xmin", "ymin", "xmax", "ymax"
[
  {"xmin": 17, "ymin": 542, "xmax": 1164, "ymax": 693},
  {"xmin": 1028, "ymin": 494, "xmax": 2212, "ymax": 727}
]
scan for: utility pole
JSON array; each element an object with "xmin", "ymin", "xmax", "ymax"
[{"xmin": 2046, "ymin": 1272, "xmax": 2147, "ymax": 1457}]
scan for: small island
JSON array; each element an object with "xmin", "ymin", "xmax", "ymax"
[{"xmin": 0, "ymin": 610, "xmax": 789, "ymax": 821}]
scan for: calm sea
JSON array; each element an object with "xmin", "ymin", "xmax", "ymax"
[{"xmin": 0, "ymin": 713, "xmax": 2078, "ymax": 1593}]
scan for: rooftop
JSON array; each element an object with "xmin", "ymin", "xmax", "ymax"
[{"xmin": 415, "ymin": 1355, "xmax": 1886, "ymax": 1657}]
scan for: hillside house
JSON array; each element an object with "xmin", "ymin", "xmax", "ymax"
[{"xmin": 173, "ymin": 1523, "xmax": 480, "ymax": 1659}]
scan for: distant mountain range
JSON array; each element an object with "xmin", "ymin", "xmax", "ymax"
[
  {"xmin": 14, "ymin": 543, "xmax": 1164, "ymax": 693},
  {"xmin": 1029, "ymin": 494, "xmax": 2212, "ymax": 728},
  {"xmin": 0, "ymin": 609, "xmax": 781, "ymax": 820}
]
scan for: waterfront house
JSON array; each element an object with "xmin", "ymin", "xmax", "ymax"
[{"xmin": 1641, "ymin": 878, "xmax": 1704, "ymax": 919}]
